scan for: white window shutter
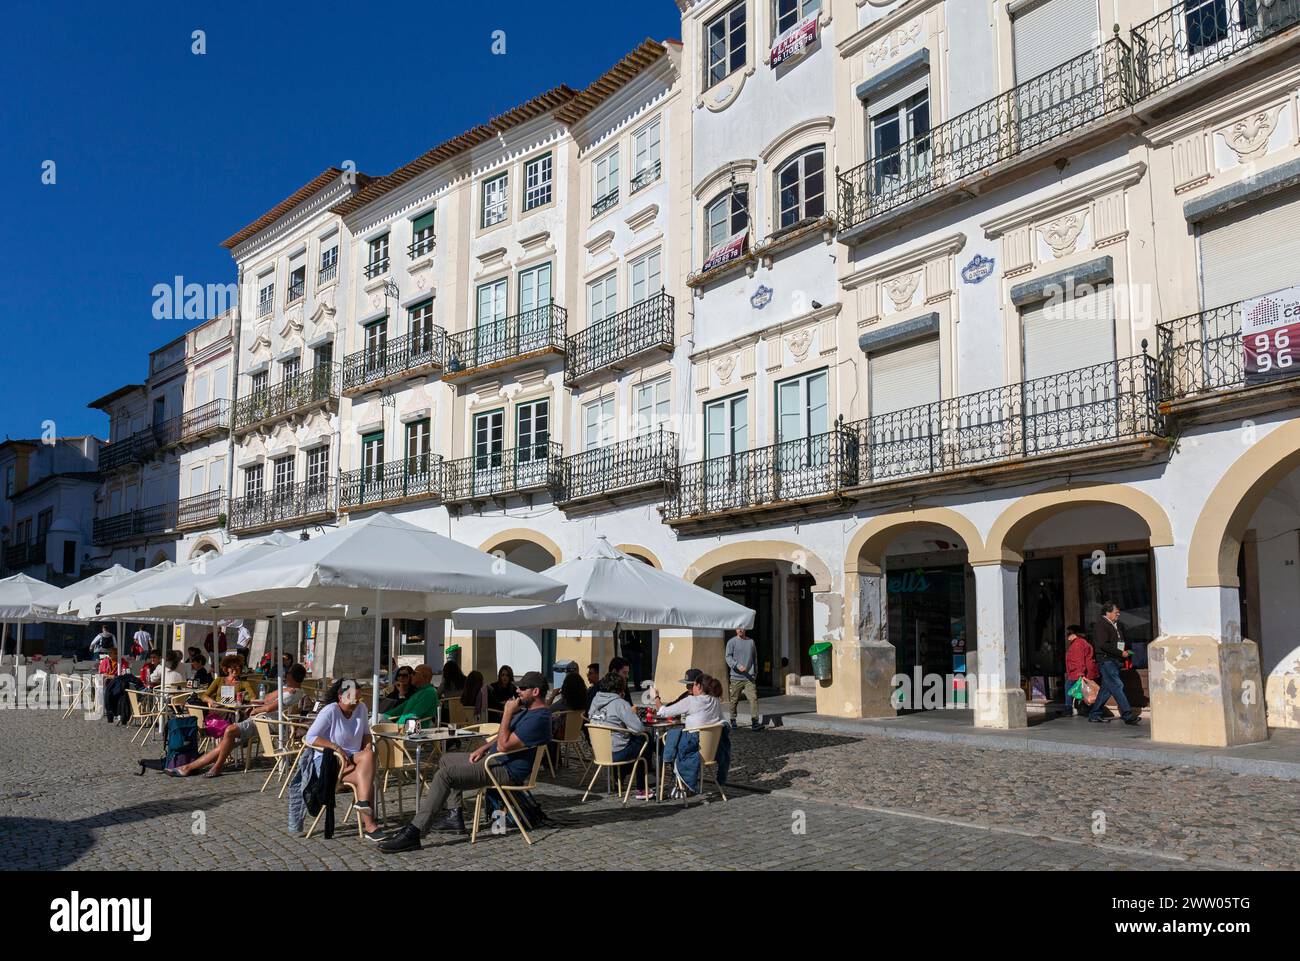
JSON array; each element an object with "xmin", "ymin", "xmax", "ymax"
[
  {"xmin": 1199, "ymin": 188, "xmax": 1300, "ymax": 309},
  {"xmin": 869, "ymin": 337, "xmax": 941, "ymax": 415},
  {"xmin": 1021, "ymin": 283, "xmax": 1115, "ymax": 380},
  {"xmin": 1012, "ymin": 0, "xmax": 1100, "ymax": 82}
]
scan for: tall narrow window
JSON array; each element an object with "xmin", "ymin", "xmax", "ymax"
[
  {"xmin": 481, "ymin": 172, "xmax": 509, "ymax": 227},
  {"xmin": 405, "ymin": 419, "xmax": 431, "ymax": 475},
  {"xmin": 287, "ymin": 264, "xmax": 306, "ymax": 303},
  {"xmin": 361, "ymin": 432, "xmax": 384, "ymax": 483},
  {"xmin": 272, "ymin": 456, "xmax": 295, "ymax": 495},
  {"xmin": 706, "ymin": 2, "xmax": 747, "ymax": 88},
  {"xmin": 776, "ymin": 147, "xmax": 826, "ymax": 229},
  {"xmin": 474, "ymin": 410, "xmax": 504, "ymax": 468},
  {"xmin": 516, "ymin": 399, "xmax": 550, "ymax": 463},
  {"xmin": 635, "ymin": 377, "xmax": 671, "ymax": 434},
  {"xmin": 632, "ymin": 120, "xmax": 662, "ymax": 192},
  {"xmin": 704, "ymin": 394, "xmax": 748, "ymax": 460},
  {"xmin": 250, "ymin": 371, "xmax": 268, "ymax": 394},
  {"xmin": 705, "ymin": 185, "xmax": 749, "ymax": 253},
  {"xmin": 409, "ymin": 299, "xmax": 435, "ymax": 354},
  {"xmin": 366, "ymin": 234, "xmax": 390, "ymax": 279},
  {"xmin": 314, "ymin": 342, "xmax": 333, "ymax": 370},
  {"xmin": 593, "ymin": 149, "xmax": 620, "ymax": 216},
  {"xmin": 319, "ymin": 242, "xmax": 339, "ymax": 285},
  {"xmin": 365, "ymin": 320, "xmax": 388, "ymax": 371},
  {"xmin": 588, "ymin": 273, "xmax": 618, "ymax": 325},
  {"xmin": 257, "ymin": 281, "xmax": 274, "ymax": 317},
  {"xmin": 870, "ymin": 89, "xmax": 930, "ymax": 195},
  {"xmin": 630, "ymin": 249, "xmax": 662, "ymax": 305},
  {"xmin": 281, "ymin": 355, "xmax": 301, "ymax": 383},
  {"xmin": 584, "ymin": 397, "xmax": 616, "ymax": 450},
  {"xmin": 244, "ymin": 464, "xmax": 264, "ymax": 500},
  {"xmin": 306, "ymin": 446, "xmax": 330, "ymax": 494},
  {"xmin": 409, "ymin": 211, "xmax": 435, "ymax": 258},
  {"xmin": 524, "ymin": 153, "xmax": 553, "ymax": 210}
]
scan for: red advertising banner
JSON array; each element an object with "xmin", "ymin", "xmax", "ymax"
[
  {"xmin": 1241, "ymin": 285, "xmax": 1300, "ymax": 384},
  {"xmin": 701, "ymin": 229, "xmax": 748, "ymax": 273},
  {"xmin": 770, "ymin": 15, "xmax": 818, "ymax": 68}
]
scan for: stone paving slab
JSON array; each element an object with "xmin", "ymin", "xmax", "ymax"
[{"xmin": 0, "ymin": 707, "xmax": 1288, "ymax": 871}]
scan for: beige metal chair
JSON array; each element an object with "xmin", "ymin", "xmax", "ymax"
[
  {"xmin": 582, "ymin": 724, "xmax": 648, "ymax": 804},
  {"xmin": 252, "ymin": 717, "xmax": 304, "ymax": 794},
  {"xmin": 447, "ymin": 699, "xmax": 480, "ymax": 727},
  {"xmin": 303, "ymin": 744, "xmax": 366, "ymax": 840},
  {"xmin": 125, "ymin": 689, "xmax": 162, "ymax": 745},
  {"xmin": 470, "ymin": 745, "xmax": 548, "ymax": 845},
  {"xmin": 543, "ymin": 710, "xmax": 590, "ymax": 779},
  {"xmin": 372, "ymin": 723, "xmax": 426, "ymax": 820},
  {"xmin": 55, "ymin": 674, "xmax": 88, "ymax": 719},
  {"xmin": 670, "ymin": 723, "xmax": 728, "ymax": 805}
]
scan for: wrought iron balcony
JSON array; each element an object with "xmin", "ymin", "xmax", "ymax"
[
  {"xmin": 1132, "ymin": 0, "xmax": 1300, "ymax": 96},
  {"xmin": 228, "ymin": 480, "xmax": 335, "ymax": 534},
  {"xmin": 364, "ymin": 257, "xmax": 390, "ymax": 280},
  {"xmin": 318, "ymin": 262, "xmax": 338, "ymax": 286},
  {"xmin": 444, "ymin": 304, "xmax": 567, "ymax": 378},
  {"xmin": 560, "ymin": 429, "xmax": 678, "ymax": 506},
  {"xmin": 286, "ymin": 281, "xmax": 305, "ymax": 304},
  {"xmin": 233, "ymin": 364, "xmax": 338, "ymax": 433},
  {"xmin": 93, "ymin": 503, "xmax": 177, "ymax": 546},
  {"xmin": 565, "ymin": 291, "xmax": 674, "ymax": 385},
  {"xmin": 100, "ymin": 401, "xmax": 231, "ymax": 473},
  {"xmin": 257, "ymin": 298, "xmax": 274, "ymax": 318},
  {"xmin": 339, "ymin": 456, "xmax": 443, "ymax": 511},
  {"xmin": 3, "ymin": 538, "xmax": 45, "ymax": 570},
  {"xmin": 179, "ymin": 398, "xmax": 231, "ymax": 441},
  {"xmin": 837, "ymin": 37, "xmax": 1134, "ymax": 235},
  {"xmin": 663, "ymin": 425, "xmax": 859, "ymax": 523},
  {"xmin": 631, "ymin": 161, "xmax": 662, "ymax": 194},
  {"xmin": 592, "ymin": 188, "xmax": 619, "ymax": 217},
  {"xmin": 407, "ymin": 234, "xmax": 436, "ymax": 258},
  {"xmin": 341, "ymin": 328, "xmax": 447, "ymax": 394},
  {"xmin": 845, "ymin": 354, "xmax": 1164, "ymax": 488},
  {"xmin": 441, "ymin": 443, "xmax": 564, "ymax": 504},
  {"xmin": 175, "ymin": 489, "xmax": 224, "ymax": 531}
]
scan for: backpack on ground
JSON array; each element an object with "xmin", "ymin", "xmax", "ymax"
[{"xmin": 137, "ymin": 715, "xmax": 199, "ymax": 774}]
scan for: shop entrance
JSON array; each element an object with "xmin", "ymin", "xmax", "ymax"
[
  {"xmin": 1021, "ymin": 557, "xmax": 1066, "ymax": 696},
  {"xmin": 722, "ymin": 573, "xmax": 775, "ymax": 689},
  {"xmin": 617, "ymin": 629, "xmax": 654, "ymax": 690},
  {"xmin": 887, "ymin": 562, "xmax": 967, "ymax": 709}
]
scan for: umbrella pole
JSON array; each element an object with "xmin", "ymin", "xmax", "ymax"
[
  {"xmin": 372, "ymin": 588, "xmax": 382, "ymax": 719},
  {"xmin": 276, "ymin": 606, "xmax": 284, "ymax": 751},
  {"xmin": 16, "ymin": 621, "xmax": 23, "ymax": 661}
]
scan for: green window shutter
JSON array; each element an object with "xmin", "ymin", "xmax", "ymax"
[{"xmin": 412, "ymin": 211, "xmax": 434, "ymax": 234}]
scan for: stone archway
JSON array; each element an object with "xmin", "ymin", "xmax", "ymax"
[
  {"xmin": 984, "ymin": 483, "xmax": 1173, "ymax": 563},
  {"xmin": 684, "ymin": 539, "xmax": 833, "ymax": 592},
  {"xmin": 477, "ymin": 528, "xmax": 562, "ymax": 567},
  {"xmin": 469, "ymin": 531, "xmax": 563, "ymax": 680},
  {"xmin": 613, "ymin": 544, "xmax": 662, "ymax": 569}
]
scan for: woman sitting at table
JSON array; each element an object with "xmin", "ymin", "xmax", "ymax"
[
  {"xmin": 170, "ymin": 664, "xmax": 308, "ymax": 779},
  {"xmin": 303, "ymin": 678, "xmax": 384, "ymax": 840},
  {"xmin": 438, "ymin": 660, "xmax": 466, "ymax": 701},
  {"xmin": 202, "ymin": 654, "xmax": 258, "ymax": 706},
  {"xmin": 548, "ymin": 665, "xmax": 587, "ymax": 713},
  {"xmin": 656, "ymin": 674, "xmax": 731, "ymax": 797},
  {"xmin": 460, "ymin": 671, "xmax": 488, "ymax": 721},
  {"xmin": 378, "ymin": 666, "xmax": 414, "ymax": 715},
  {"xmin": 98, "ymin": 645, "xmax": 135, "ymax": 725},
  {"xmin": 487, "ymin": 666, "xmax": 516, "ymax": 718},
  {"xmin": 188, "ymin": 654, "xmax": 213, "ymax": 688},
  {"xmin": 147, "ymin": 650, "xmax": 185, "ymax": 688},
  {"xmin": 588, "ymin": 672, "xmax": 651, "ymax": 800}
]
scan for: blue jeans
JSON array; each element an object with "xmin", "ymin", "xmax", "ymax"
[
  {"xmin": 662, "ymin": 727, "xmax": 731, "ymax": 793},
  {"xmin": 1089, "ymin": 659, "xmax": 1134, "ymax": 720},
  {"xmin": 611, "ymin": 734, "xmax": 648, "ymax": 791}
]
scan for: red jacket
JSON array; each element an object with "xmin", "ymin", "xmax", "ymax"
[{"xmin": 1065, "ymin": 636, "xmax": 1099, "ymax": 682}]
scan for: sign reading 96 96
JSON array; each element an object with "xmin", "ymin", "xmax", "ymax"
[{"xmin": 1241, "ymin": 287, "xmax": 1300, "ymax": 385}]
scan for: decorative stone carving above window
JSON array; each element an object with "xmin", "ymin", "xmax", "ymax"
[
  {"xmin": 882, "ymin": 271, "xmax": 922, "ymax": 311},
  {"xmin": 1217, "ymin": 104, "xmax": 1285, "ymax": 163},
  {"xmin": 787, "ymin": 327, "xmax": 814, "ymax": 363},
  {"xmin": 1038, "ymin": 210, "xmax": 1088, "ymax": 259},
  {"xmin": 863, "ymin": 17, "xmax": 924, "ymax": 70},
  {"xmin": 625, "ymin": 204, "xmax": 659, "ymax": 233},
  {"xmin": 279, "ymin": 304, "xmax": 304, "ymax": 339},
  {"xmin": 713, "ymin": 353, "xmax": 738, "ymax": 386},
  {"xmin": 698, "ymin": 67, "xmax": 756, "ymax": 113}
]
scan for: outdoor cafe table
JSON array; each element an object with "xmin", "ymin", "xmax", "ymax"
[
  {"xmin": 643, "ymin": 717, "xmax": 684, "ymax": 802},
  {"xmin": 133, "ymin": 686, "xmax": 189, "ymax": 739},
  {"xmin": 370, "ymin": 726, "xmax": 491, "ymax": 808}
]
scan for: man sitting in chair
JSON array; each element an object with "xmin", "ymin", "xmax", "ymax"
[
  {"xmin": 380, "ymin": 670, "xmax": 552, "ymax": 852},
  {"xmin": 169, "ymin": 664, "xmax": 307, "ymax": 778},
  {"xmin": 380, "ymin": 663, "xmax": 439, "ymax": 727}
]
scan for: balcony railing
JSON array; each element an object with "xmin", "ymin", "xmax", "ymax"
[
  {"xmin": 664, "ymin": 425, "xmax": 859, "ymax": 521},
  {"xmin": 339, "ymin": 456, "xmax": 443, "ymax": 510},
  {"xmin": 318, "ymin": 262, "xmax": 338, "ymax": 286},
  {"xmin": 176, "ymin": 489, "xmax": 224, "ymax": 530},
  {"xmin": 442, "ymin": 443, "xmax": 564, "ymax": 502},
  {"xmin": 565, "ymin": 291, "xmax": 674, "ymax": 384},
  {"xmin": 257, "ymin": 298, "xmax": 274, "ymax": 318},
  {"xmin": 3, "ymin": 538, "xmax": 45, "ymax": 570},
  {"xmin": 846, "ymin": 354, "xmax": 1164, "ymax": 486},
  {"xmin": 179, "ymin": 398, "xmax": 231, "ymax": 440},
  {"xmin": 286, "ymin": 281, "xmax": 305, "ymax": 304},
  {"xmin": 838, "ymin": 37, "xmax": 1134, "ymax": 232},
  {"xmin": 408, "ymin": 234, "xmax": 436, "ymax": 258},
  {"xmin": 100, "ymin": 401, "xmax": 231, "ymax": 472},
  {"xmin": 228, "ymin": 480, "xmax": 335, "ymax": 533},
  {"xmin": 1132, "ymin": 0, "xmax": 1300, "ymax": 96},
  {"xmin": 631, "ymin": 161, "xmax": 662, "ymax": 194},
  {"xmin": 445, "ymin": 304, "xmax": 567, "ymax": 375},
  {"xmin": 364, "ymin": 257, "xmax": 390, "ymax": 280},
  {"xmin": 592, "ymin": 188, "xmax": 619, "ymax": 217},
  {"xmin": 341, "ymin": 328, "xmax": 447, "ymax": 393},
  {"xmin": 93, "ymin": 504, "xmax": 177, "ymax": 546},
  {"xmin": 233, "ymin": 364, "xmax": 338, "ymax": 432},
  {"xmin": 562, "ymin": 429, "xmax": 678, "ymax": 504}
]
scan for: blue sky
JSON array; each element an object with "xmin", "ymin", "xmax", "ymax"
[{"xmin": 0, "ymin": 0, "xmax": 681, "ymax": 441}]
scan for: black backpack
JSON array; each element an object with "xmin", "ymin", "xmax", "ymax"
[{"xmin": 137, "ymin": 715, "xmax": 199, "ymax": 774}]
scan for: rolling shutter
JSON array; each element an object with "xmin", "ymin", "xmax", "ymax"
[
  {"xmin": 869, "ymin": 337, "xmax": 941, "ymax": 415},
  {"xmin": 1021, "ymin": 283, "xmax": 1115, "ymax": 380},
  {"xmin": 1199, "ymin": 188, "xmax": 1300, "ymax": 309},
  {"xmin": 1012, "ymin": 0, "xmax": 1100, "ymax": 82}
]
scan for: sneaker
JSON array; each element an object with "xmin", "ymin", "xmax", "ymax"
[
  {"xmin": 634, "ymin": 790, "xmax": 654, "ymax": 801},
  {"xmin": 377, "ymin": 825, "xmax": 422, "ymax": 853},
  {"xmin": 1087, "ymin": 715, "xmax": 1110, "ymax": 723},
  {"xmin": 430, "ymin": 809, "xmax": 466, "ymax": 835},
  {"xmin": 751, "ymin": 720, "xmax": 763, "ymax": 731},
  {"xmin": 363, "ymin": 828, "xmax": 391, "ymax": 842},
  {"xmin": 1123, "ymin": 715, "xmax": 1142, "ymax": 726},
  {"xmin": 728, "ymin": 719, "xmax": 737, "ymax": 730}
]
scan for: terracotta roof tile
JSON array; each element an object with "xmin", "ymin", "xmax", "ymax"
[{"xmin": 221, "ymin": 167, "xmax": 371, "ymax": 250}]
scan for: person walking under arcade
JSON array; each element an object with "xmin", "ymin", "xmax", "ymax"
[{"xmin": 1089, "ymin": 602, "xmax": 1140, "ymax": 726}]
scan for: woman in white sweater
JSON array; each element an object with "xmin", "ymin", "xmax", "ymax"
[
  {"xmin": 657, "ymin": 675, "xmax": 731, "ymax": 795},
  {"xmin": 655, "ymin": 675, "xmax": 724, "ymax": 729}
]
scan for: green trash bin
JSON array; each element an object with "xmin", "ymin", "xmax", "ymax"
[
  {"xmin": 445, "ymin": 644, "xmax": 462, "ymax": 666},
  {"xmin": 809, "ymin": 642, "xmax": 833, "ymax": 681}
]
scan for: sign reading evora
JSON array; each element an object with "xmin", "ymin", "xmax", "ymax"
[
  {"xmin": 1242, "ymin": 285, "xmax": 1300, "ymax": 385},
  {"xmin": 50, "ymin": 892, "xmax": 152, "ymax": 941},
  {"xmin": 701, "ymin": 229, "xmax": 748, "ymax": 274},
  {"xmin": 770, "ymin": 15, "xmax": 818, "ymax": 68}
]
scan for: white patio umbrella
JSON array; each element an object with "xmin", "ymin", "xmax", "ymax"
[
  {"xmin": 0, "ymin": 573, "xmax": 65, "ymax": 659},
  {"xmin": 197, "ymin": 512, "xmax": 566, "ymax": 716},
  {"xmin": 452, "ymin": 536, "xmax": 755, "ymax": 633}
]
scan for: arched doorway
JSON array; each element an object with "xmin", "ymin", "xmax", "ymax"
[
  {"xmin": 472, "ymin": 531, "xmax": 562, "ymax": 680},
  {"xmin": 609, "ymin": 545, "xmax": 661, "ymax": 689}
]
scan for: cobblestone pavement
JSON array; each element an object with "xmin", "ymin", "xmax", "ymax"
[{"xmin": 0, "ymin": 709, "xmax": 1288, "ymax": 870}]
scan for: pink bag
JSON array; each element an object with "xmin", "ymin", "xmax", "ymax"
[{"xmin": 204, "ymin": 716, "xmax": 231, "ymax": 739}]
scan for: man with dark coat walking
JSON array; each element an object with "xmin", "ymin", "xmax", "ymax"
[{"xmin": 1089, "ymin": 602, "xmax": 1140, "ymax": 725}]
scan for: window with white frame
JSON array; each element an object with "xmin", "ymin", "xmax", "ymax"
[
  {"xmin": 705, "ymin": 185, "xmax": 750, "ymax": 253},
  {"xmin": 634, "ymin": 377, "xmax": 671, "ymax": 434},
  {"xmin": 405, "ymin": 419, "xmax": 431, "ymax": 474},
  {"xmin": 189, "ymin": 464, "xmax": 206, "ymax": 498},
  {"xmin": 250, "ymin": 370, "xmax": 268, "ymax": 394},
  {"xmin": 209, "ymin": 457, "xmax": 225, "ymax": 492},
  {"xmin": 583, "ymin": 397, "xmax": 616, "ymax": 450},
  {"xmin": 704, "ymin": 393, "xmax": 748, "ymax": 459},
  {"xmin": 281, "ymin": 355, "xmax": 301, "ymax": 382},
  {"xmin": 287, "ymin": 263, "xmax": 306, "ymax": 303},
  {"xmin": 257, "ymin": 280, "xmax": 274, "ymax": 317},
  {"xmin": 409, "ymin": 298, "xmax": 435, "ymax": 352},
  {"xmin": 869, "ymin": 84, "xmax": 931, "ymax": 194},
  {"xmin": 366, "ymin": 234, "xmax": 390, "ymax": 278},
  {"xmin": 588, "ymin": 272, "xmax": 618, "ymax": 325},
  {"xmin": 632, "ymin": 119, "xmax": 662, "ymax": 192},
  {"xmin": 409, "ymin": 210, "xmax": 435, "ymax": 257},
  {"xmin": 706, "ymin": 1, "xmax": 747, "ymax": 88},
  {"xmin": 592, "ymin": 149, "xmax": 620, "ymax": 215},
  {"xmin": 306, "ymin": 446, "xmax": 329, "ymax": 494},
  {"xmin": 774, "ymin": 0, "xmax": 820, "ymax": 37},
  {"xmin": 244, "ymin": 463, "xmax": 264, "ymax": 499},
  {"xmin": 272, "ymin": 455, "xmax": 295, "ymax": 495},
  {"xmin": 481, "ymin": 172, "xmax": 509, "ymax": 228},
  {"xmin": 516, "ymin": 399, "xmax": 550, "ymax": 462},
  {"xmin": 630, "ymin": 249, "xmax": 662, "ymax": 305},
  {"xmin": 524, "ymin": 153, "xmax": 553, "ymax": 210},
  {"xmin": 319, "ymin": 241, "xmax": 339, "ymax": 284},
  {"xmin": 776, "ymin": 146, "xmax": 825, "ymax": 230}
]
